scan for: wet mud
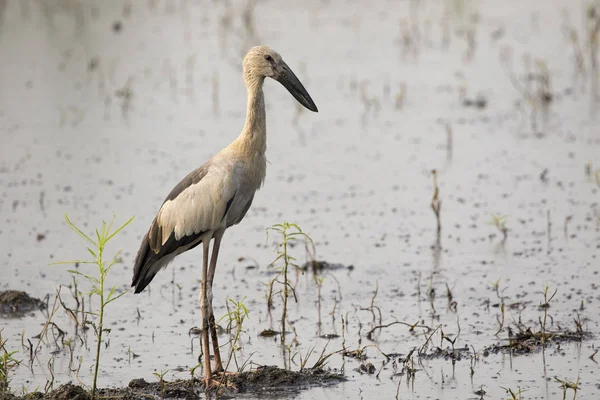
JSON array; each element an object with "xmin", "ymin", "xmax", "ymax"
[
  {"xmin": 0, "ymin": 367, "xmax": 343, "ymax": 400},
  {"xmin": 0, "ymin": 291, "xmax": 45, "ymax": 318}
]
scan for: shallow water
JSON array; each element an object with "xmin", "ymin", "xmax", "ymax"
[{"xmin": 1, "ymin": 0, "xmax": 599, "ymax": 399}]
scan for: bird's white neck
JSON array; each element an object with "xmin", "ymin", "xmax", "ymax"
[{"xmin": 239, "ymin": 75, "xmax": 267, "ymax": 155}]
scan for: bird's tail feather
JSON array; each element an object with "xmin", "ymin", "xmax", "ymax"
[
  {"xmin": 132, "ymin": 228, "xmax": 206, "ymax": 294},
  {"xmin": 132, "ymin": 232, "xmax": 155, "ymax": 293}
]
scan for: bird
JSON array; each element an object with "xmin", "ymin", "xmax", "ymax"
[{"xmin": 131, "ymin": 46, "xmax": 318, "ymax": 387}]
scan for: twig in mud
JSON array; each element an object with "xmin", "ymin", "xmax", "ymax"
[
  {"xmin": 427, "ymin": 273, "xmax": 436, "ymax": 317},
  {"xmin": 58, "ymin": 290, "xmax": 78, "ymax": 330},
  {"xmin": 418, "ymin": 325, "xmax": 441, "ymax": 356},
  {"xmin": 590, "ymin": 349, "xmax": 598, "ymax": 363},
  {"xmin": 238, "ymin": 352, "xmax": 256, "ymax": 373},
  {"xmin": 371, "ymin": 281, "xmax": 378, "ymax": 309},
  {"xmin": 446, "ymin": 283, "xmax": 457, "ymax": 312},
  {"xmin": 45, "ymin": 357, "xmax": 55, "ymax": 393},
  {"xmin": 573, "ymin": 313, "xmax": 584, "ymax": 333},
  {"xmin": 33, "ymin": 287, "xmax": 63, "ymax": 356},
  {"xmin": 469, "ymin": 345, "xmax": 479, "ymax": 378},
  {"xmin": 495, "ymin": 303, "xmax": 505, "ymax": 336},
  {"xmin": 360, "ymin": 282, "xmax": 382, "ymax": 325},
  {"xmin": 430, "ymin": 170, "xmax": 442, "ymax": 238}
]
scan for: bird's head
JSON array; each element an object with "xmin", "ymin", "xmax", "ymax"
[{"xmin": 243, "ymin": 46, "xmax": 318, "ymax": 112}]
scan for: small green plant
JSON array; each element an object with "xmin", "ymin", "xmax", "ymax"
[
  {"xmin": 501, "ymin": 386, "xmax": 527, "ymax": 400},
  {"xmin": 266, "ymin": 223, "xmax": 314, "ymax": 343},
  {"xmin": 554, "ymin": 376, "xmax": 580, "ymax": 399},
  {"xmin": 539, "ymin": 285, "xmax": 557, "ymax": 346},
  {"xmin": 152, "ymin": 370, "xmax": 169, "ymax": 398},
  {"xmin": 189, "ymin": 363, "xmax": 203, "ymax": 381},
  {"xmin": 220, "ymin": 297, "xmax": 250, "ymax": 371},
  {"xmin": 54, "ymin": 213, "xmax": 134, "ymax": 400},
  {"xmin": 0, "ymin": 329, "xmax": 21, "ymax": 394},
  {"xmin": 21, "ymin": 384, "xmax": 41, "ymax": 398}
]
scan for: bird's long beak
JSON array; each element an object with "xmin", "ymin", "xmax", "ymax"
[{"xmin": 276, "ymin": 62, "xmax": 318, "ymax": 112}]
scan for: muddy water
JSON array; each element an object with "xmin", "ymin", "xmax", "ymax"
[{"xmin": 1, "ymin": 0, "xmax": 599, "ymax": 398}]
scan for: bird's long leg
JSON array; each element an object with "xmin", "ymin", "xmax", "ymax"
[
  {"xmin": 207, "ymin": 229, "xmax": 225, "ymax": 373},
  {"xmin": 200, "ymin": 237, "xmax": 212, "ymax": 386}
]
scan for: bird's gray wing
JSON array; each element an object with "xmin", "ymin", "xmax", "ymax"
[{"xmin": 132, "ymin": 161, "xmax": 237, "ymax": 292}]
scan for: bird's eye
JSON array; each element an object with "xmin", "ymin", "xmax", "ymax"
[{"xmin": 265, "ymin": 55, "xmax": 274, "ymax": 62}]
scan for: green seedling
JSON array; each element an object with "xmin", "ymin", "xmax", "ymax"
[
  {"xmin": 0, "ymin": 329, "xmax": 21, "ymax": 394},
  {"xmin": 554, "ymin": 376, "xmax": 580, "ymax": 400},
  {"xmin": 501, "ymin": 386, "xmax": 527, "ymax": 400},
  {"xmin": 266, "ymin": 222, "xmax": 314, "ymax": 345},
  {"xmin": 190, "ymin": 363, "xmax": 203, "ymax": 381},
  {"xmin": 539, "ymin": 285, "xmax": 557, "ymax": 346},
  {"xmin": 53, "ymin": 213, "xmax": 134, "ymax": 400},
  {"xmin": 311, "ymin": 341, "xmax": 334, "ymax": 370},
  {"xmin": 153, "ymin": 370, "xmax": 169, "ymax": 398},
  {"xmin": 220, "ymin": 297, "xmax": 250, "ymax": 372},
  {"xmin": 21, "ymin": 384, "xmax": 41, "ymax": 398}
]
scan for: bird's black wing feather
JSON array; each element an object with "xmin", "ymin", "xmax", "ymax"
[{"xmin": 131, "ymin": 229, "xmax": 205, "ymax": 293}]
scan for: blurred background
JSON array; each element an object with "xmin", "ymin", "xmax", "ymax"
[{"xmin": 1, "ymin": 0, "xmax": 599, "ymax": 398}]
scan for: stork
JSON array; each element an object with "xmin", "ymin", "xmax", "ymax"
[{"xmin": 131, "ymin": 46, "xmax": 318, "ymax": 387}]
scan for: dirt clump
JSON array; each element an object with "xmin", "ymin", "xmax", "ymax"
[
  {"xmin": 0, "ymin": 290, "xmax": 45, "ymax": 317},
  {"xmin": 301, "ymin": 260, "xmax": 353, "ymax": 273},
  {"xmin": 3, "ymin": 367, "xmax": 344, "ymax": 400},
  {"xmin": 483, "ymin": 326, "xmax": 591, "ymax": 356},
  {"xmin": 227, "ymin": 365, "xmax": 344, "ymax": 392}
]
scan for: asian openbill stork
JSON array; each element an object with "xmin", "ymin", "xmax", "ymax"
[{"xmin": 131, "ymin": 46, "xmax": 318, "ymax": 387}]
